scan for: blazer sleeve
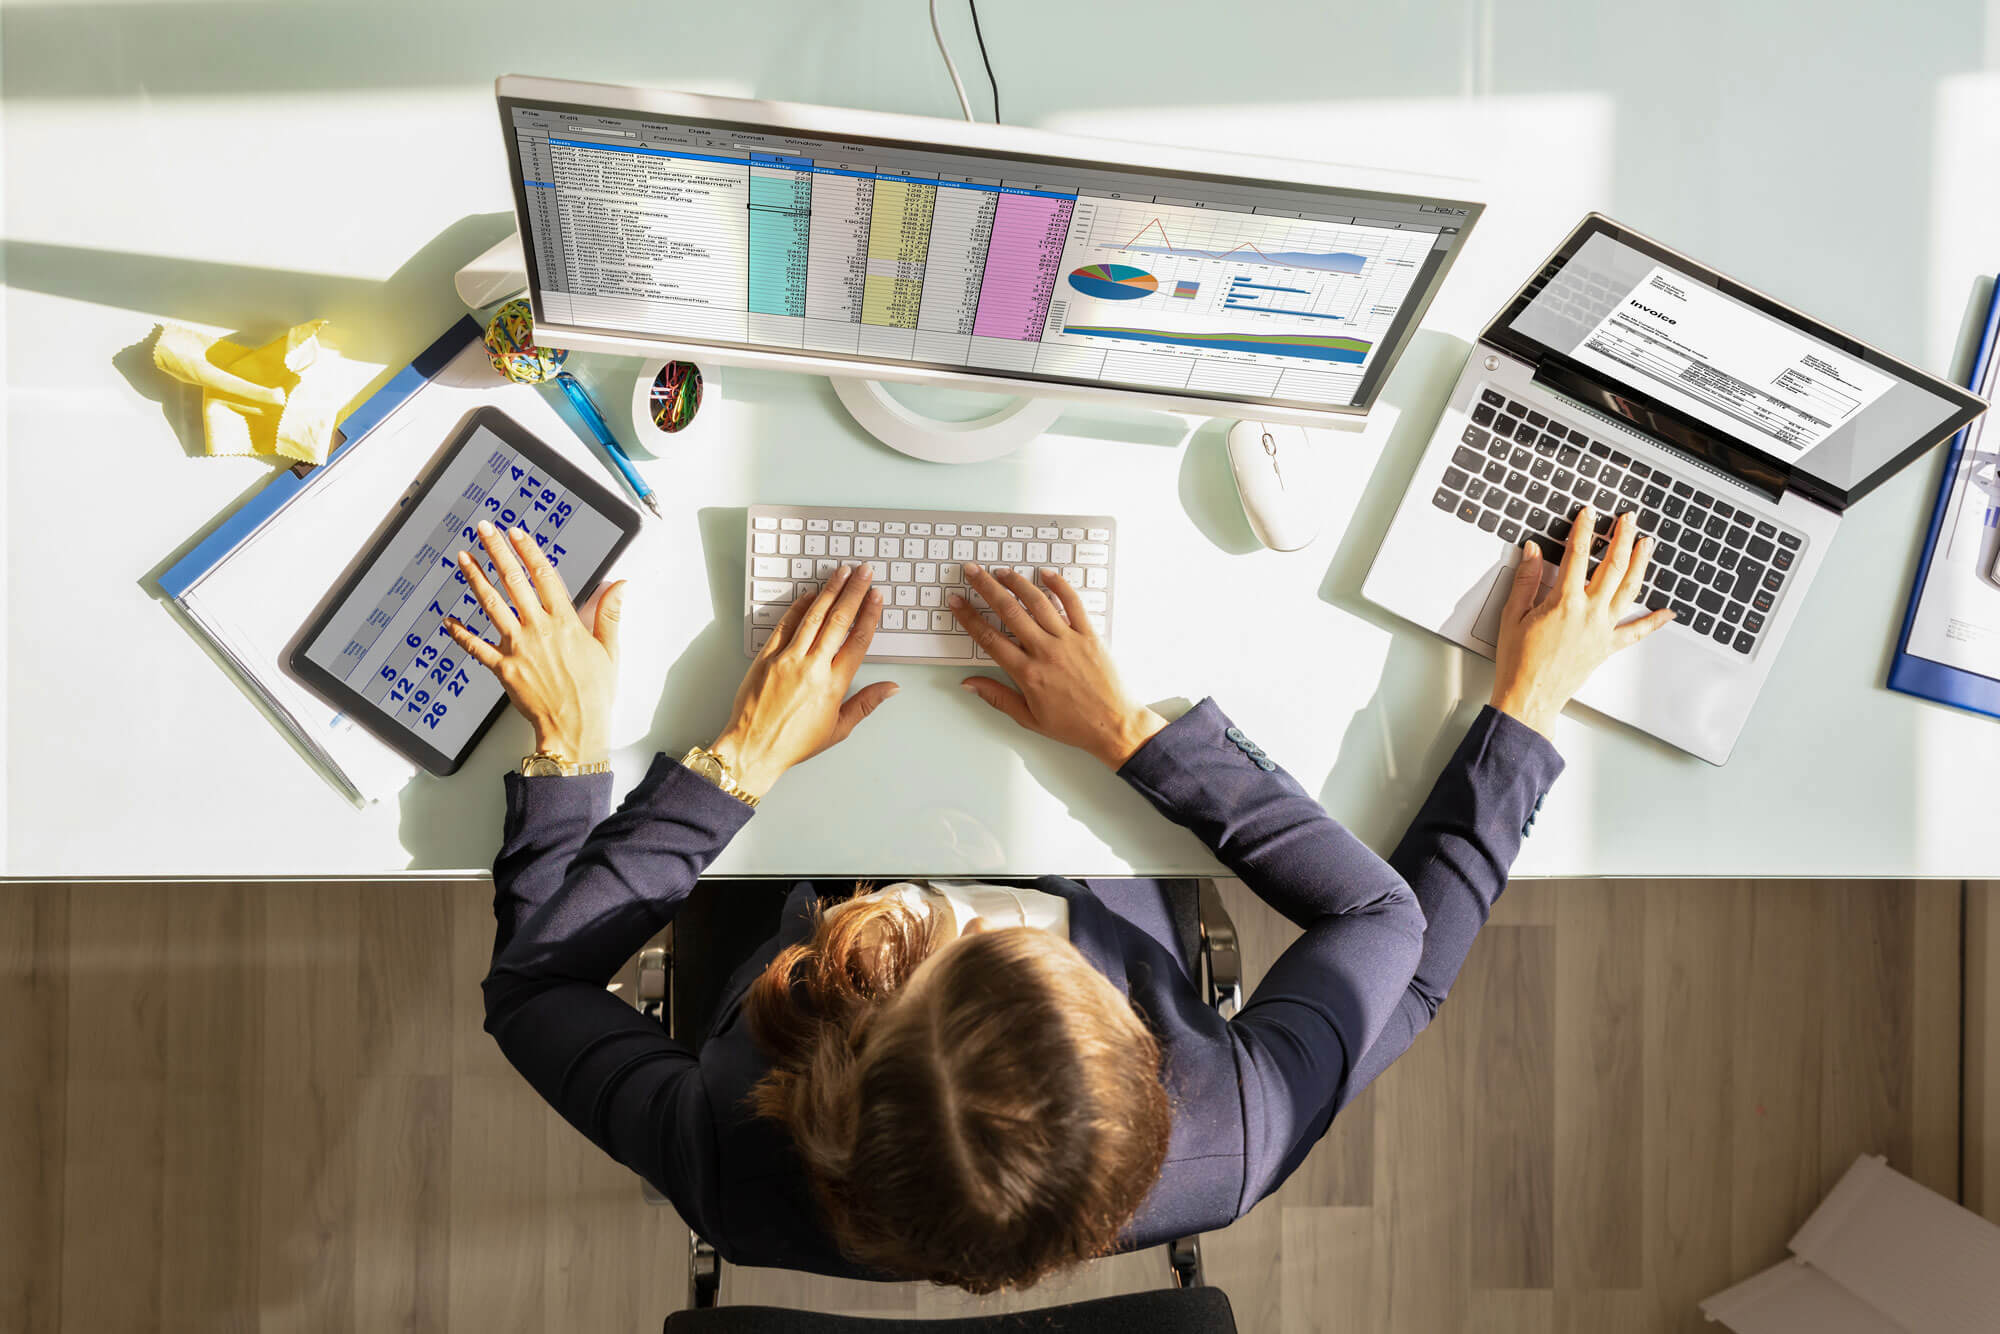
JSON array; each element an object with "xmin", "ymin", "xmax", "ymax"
[
  {"xmin": 480, "ymin": 756, "xmax": 756, "ymax": 1235},
  {"xmin": 1117, "ymin": 698, "xmax": 1426, "ymax": 1213},
  {"xmin": 1327, "ymin": 705, "xmax": 1564, "ymax": 1108}
]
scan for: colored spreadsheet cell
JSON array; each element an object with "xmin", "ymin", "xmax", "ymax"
[
  {"xmin": 748, "ymin": 166, "xmax": 812, "ymax": 317},
  {"xmin": 861, "ymin": 179, "xmax": 937, "ymax": 329},
  {"xmin": 972, "ymin": 192, "xmax": 1076, "ymax": 341}
]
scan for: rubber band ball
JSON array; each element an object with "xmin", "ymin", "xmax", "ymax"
[{"xmin": 483, "ymin": 297, "xmax": 567, "ymax": 384}]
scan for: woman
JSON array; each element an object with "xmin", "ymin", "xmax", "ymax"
[{"xmin": 450, "ymin": 503, "xmax": 1667, "ymax": 1293}]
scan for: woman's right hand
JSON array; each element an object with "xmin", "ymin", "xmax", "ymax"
[
  {"xmin": 1490, "ymin": 504, "xmax": 1673, "ymax": 739},
  {"xmin": 709, "ymin": 563, "xmax": 898, "ymax": 797},
  {"xmin": 950, "ymin": 563, "xmax": 1166, "ymax": 770}
]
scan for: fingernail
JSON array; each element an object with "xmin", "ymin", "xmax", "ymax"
[
  {"xmin": 965, "ymin": 562, "xmax": 983, "ymax": 575},
  {"xmin": 959, "ymin": 681, "xmax": 979, "ymax": 692},
  {"xmin": 1040, "ymin": 566, "xmax": 1056, "ymax": 577},
  {"xmin": 948, "ymin": 593, "xmax": 965, "ymax": 607},
  {"xmin": 510, "ymin": 526, "xmax": 527, "ymax": 538},
  {"xmin": 477, "ymin": 520, "xmax": 494, "ymax": 535}
]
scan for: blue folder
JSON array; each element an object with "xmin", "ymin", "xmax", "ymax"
[
  {"xmin": 158, "ymin": 316, "xmax": 481, "ymax": 599},
  {"xmin": 1886, "ymin": 281, "xmax": 2000, "ymax": 718}
]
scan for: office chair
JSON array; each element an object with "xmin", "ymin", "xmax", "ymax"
[{"xmin": 634, "ymin": 878, "xmax": 1244, "ymax": 1317}]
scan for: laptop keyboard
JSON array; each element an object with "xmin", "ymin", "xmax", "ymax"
[{"xmin": 1433, "ymin": 386, "xmax": 1805, "ymax": 655}]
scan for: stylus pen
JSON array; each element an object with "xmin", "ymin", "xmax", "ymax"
[{"xmin": 553, "ymin": 371, "xmax": 662, "ymax": 519}]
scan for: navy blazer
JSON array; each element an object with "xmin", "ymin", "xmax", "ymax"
[{"xmin": 482, "ymin": 699, "xmax": 1562, "ymax": 1279}]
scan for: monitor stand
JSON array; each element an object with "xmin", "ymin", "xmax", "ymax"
[{"xmin": 831, "ymin": 377, "xmax": 1062, "ymax": 465}]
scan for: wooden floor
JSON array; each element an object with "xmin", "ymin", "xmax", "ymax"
[{"xmin": 0, "ymin": 878, "xmax": 1964, "ymax": 1334}]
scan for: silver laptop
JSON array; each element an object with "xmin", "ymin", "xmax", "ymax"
[{"xmin": 1364, "ymin": 215, "xmax": 1986, "ymax": 764}]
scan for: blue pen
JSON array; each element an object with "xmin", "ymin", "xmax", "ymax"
[{"xmin": 553, "ymin": 371, "xmax": 662, "ymax": 519}]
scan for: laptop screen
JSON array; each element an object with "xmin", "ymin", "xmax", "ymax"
[{"xmin": 1485, "ymin": 217, "xmax": 1984, "ymax": 508}]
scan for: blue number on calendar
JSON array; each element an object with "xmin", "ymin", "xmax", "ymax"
[
  {"xmin": 510, "ymin": 465, "xmax": 524, "ymax": 481},
  {"xmin": 445, "ymin": 669, "xmax": 469, "ymax": 697},
  {"xmin": 550, "ymin": 543, "xmax": 566, "ymax": 568},
  {"xmin": 379, "ymin": 665, "xmax": 396, "ymax": 682},
  {"xmin": 428, "ymin": 599, "xmax": 446, "ymax": 617},
  {"xmin": 391, "ymin": 677, "xmax": 414, "ymax": 702},
  {"xmin": 404, "ymin": 633, "xmax": 421, "ymax": 649},
  {"xmin": 533, "ymin": 531, "xmax": 549, "ymax": 550},
  {"xmin": 419, "ymin": 699, "xmax": 447, "ymax": 729},
  {"xmin": 404, "ymin": 688, "xmax": 432, "ymax": 713},
  {"xmin": 484, "ymin": 495, "xmax": 500, "ymax": 512},
  {"xmin": 499, "ymin": 507, "xmax": 518, "ymax": 527},
  {"xmin": 428, "ymin": 655, "xmax": 455, "ymax": 683},
  {"xmin": 441, "ymin": 557, "xmax": 466, "ymax": 584}
]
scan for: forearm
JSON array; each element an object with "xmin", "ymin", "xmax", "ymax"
[
  {"xmin": 491, "ymin": 770, "xmax": 615, "ymax": 957},
  {"xmin": 483, "ymin": 754, "xmax": 755, "ymax": 1022},
  {"xmin": 1385, "ymin": 705, "xmax": 1563, "ymax": 1014}
]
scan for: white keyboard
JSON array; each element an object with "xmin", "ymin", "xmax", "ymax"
[{"xmin": 744, "ymin": 504, "xmax": 1118, "ymax": 664}]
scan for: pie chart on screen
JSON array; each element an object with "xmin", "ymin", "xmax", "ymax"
[{"xmin": 1067, "ymin": 263, "xmax": 1159, "ymax": 300}]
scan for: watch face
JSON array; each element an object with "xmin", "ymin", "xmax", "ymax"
[{"xmin": 523, "ymin": 757, "xmax": 565, "ymax": 777}]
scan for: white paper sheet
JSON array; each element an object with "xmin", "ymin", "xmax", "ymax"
[
  {"xmin": 1904, "ymin": 306, "xmax": 2000, "ymax": 677},
  {"xmin": 178, "ymin": 339, "xmax": 602, "ymax": 803}
]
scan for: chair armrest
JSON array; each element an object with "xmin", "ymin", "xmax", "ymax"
[{"xmin": 1196, "ymin": 879, "xmax": 1242, "ymax": 1020}]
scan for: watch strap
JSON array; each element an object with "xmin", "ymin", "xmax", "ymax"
[
  {"xmin": 680, "ymin": 745, "xmax": 761, "ymax": 808},
  {"xmin": 519, "ymin": 751, "xmax": 611, "ymax": 778}
]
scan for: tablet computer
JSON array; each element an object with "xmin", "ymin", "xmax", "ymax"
[{"xmin": 289, "ymin": 405, "xmax": 641, "ymax": 775}]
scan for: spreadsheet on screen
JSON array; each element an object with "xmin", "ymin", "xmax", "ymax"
[{"xmin": 506, "ymin": 103, "xmax": 1472, "ymax": 411}]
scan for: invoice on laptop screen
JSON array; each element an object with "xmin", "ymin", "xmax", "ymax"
[
  {"xmin": 502, "ymin": 99, "xmax": 1474, "ymax": 413},
  {"xmin": 1500, "ymin": 227, "xmax": 1972, "ymax": 502}
]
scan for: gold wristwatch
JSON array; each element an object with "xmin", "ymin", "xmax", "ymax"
[
  {"xmin": 518, "ymin": 751, "xmax": 611, "ymax": 778},
  {"xmin": 680, "ymin": 745, "xmax": 761, "ymax": 808}
]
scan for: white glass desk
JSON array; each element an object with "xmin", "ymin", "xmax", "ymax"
[{"xmin": 6, "ymin": 2, "xmax": 2000, "ymax": 878}]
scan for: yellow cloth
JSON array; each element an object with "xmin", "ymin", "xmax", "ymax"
[{"xmin": 152, "ymin": 319, "xmax": 348, "ymax": 464}]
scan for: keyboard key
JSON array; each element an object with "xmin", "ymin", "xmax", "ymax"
[
  {"xmin": 1777, "ymin": 531, "xmax": 1802, "ymax": 550},
  {"xmin": 753, "ymin": 533, "xmax": 776, "ymax": 555},
  {"xmin": 1675, "ymin": 551, "xmax": 1698, "ymax": 576},
  {"xmin": 1721, "ymin": 600, "xmax": 1743, "ymax": 625},
  {"xmin": 1602, "ymin": 467, "xmax": 1624, "ymax": 488},
  {"xmin": 1577, "ymin": 456, "xmax": 1602, "ymax": 479},
  {"xmin": 1663, "ymin": 495, "xmax": 1685, "ymax": 519},
  {"xmin": 1496, "ymin": 416, "xmax": 1521, "ymax": 440},
  {"xmin": 1477, "ymin": 510, "xmax": 1499, "ymax": 532},
  {"xmin": 1630, "ymin": 460, "xmax": 1652, "ymax": 479},
  {"xmin": 1732, "ymin": 561, "xmax": 1765, "ymax": 600},
  {"xmin": 752, "ymin": 604, "xmax": 786, "ymax": 627},
  {"xmin": 1452, "ymin": 445, "xmax": 1483, "ymax": 470},
  {"xmin": 1538, "ymin": 432, "xmax": 1563, "ymax": 453},
  {"xmin": 1718, "ymin": 548, "xmax": 1737, "ymax": 570},
  {"xmin": 1531, "ymin": 458, "xmax": 1554, "ymax": 481},
  {"xmin": 1746, "ymin": 535, "xmax": 1774, "ymax": 561},
  {"xmin": 1527, "ymin": 507, "xmax": 1551, "ymax": 531},
  {"xmin": 1713, "ymin": 502, "xmax": 1734, "ymax": 521},
  {"xmin": 780, "ymin": 517, "xmax": 805, "ymax": 531},
  {"xmin": 1526, "ymin": 481, "xmax": 1549, "ymax": 505},
  {"xmin": 805, "ymin": 535, "xmax": 827, "ymax": 556},
  {"xmin": 1588, "ymin": 439, "xmax": 1611, "ymax": 458},
  {"xmin": 1506, "ymin": 399, "xmax": 1530, "ymax": 418},
  {"xmin": 1752, "ymin": 591, "xmax": 1774, "ymax": 613},
  {"xmin": 1658, "ymin": 519, "xmax": 1681, "ymax": 544},
  {"xmin": 869, "ymin": 630, "xmax": 971, "ymax": 659},
  {"xmin": 1480, "ymin": 387, "xmax": 1506, "ymax": 409},
  {"xmin": 1700, "ymin": 538, "xmax": 1721, "ymax": 561},
  {"xmin": 1672, "ymin": 480, "xmax": 1692, "ymax": 498},
  {"xmin": 1712, "ymin": 621, "xmax": 1734, "ymax": 646},
  {"xmin": 1086, "ymin": 528, "xmax": 1112, "ymax": 542},
  {"xmin": 1506, "ymin": 497, "xmax": 1529, "ymax": 521},
  {"xmin": 1077, "ymin": 543, "xmax": 1110, "ymax": 565},
  {"xmin": 1472, "ymin": 403, "xmax": 1497, "ymax": 427},
  {"xmin": 1755, "ymin": 520, "xmax": 1776, "ymax": 538},
  {"xmin": 1466, "ymin": 479, "xmax": 1488, "ymax": 502},
  {"xmin": 1773, "ymin": 547, "xmax": 1794, "ymax": 571},
  {"xmin": 1671, "ymin": 599, "xmax": 1695, "ymax": 621},
  {"xmin": 753, "ymin": 580, "xmax": 792, "ymax": 602},
  {"xmin": 1695, "ymin": 561, "xmax": 1716, "ymax": 584},
  {"xmin": 1593, "ymin": 487, "xmax": 1616, "ymax": 511},
  {"xmin": 807, "ymin": 518, "xmax": 829, "ymax": 532},
  {"xmin": 1744, "ymin": 611, "xmax": 1765, "ymax": 633},
  {"xmin": 1498, "ymin": 520, "xmax": 1522, "ymax": 543},
  {"xmin": 1643, "ymin": 486, "xmax": 1665, "ymax": 508},
  {"xmin": 1485, "ymin": 461, "xmax": 1508, "ymax": 484},
  {"xmin": 752, "ymin": 556, "xmax": 787, "ymax": 578},
  {"xmin": 1620, "ymin": 474, "xmax": 1645, "ymax": 499},
  {"xmin": 1693, "ymin": 611, "xmax": 1715, "ymax": 635},
  {"xmin": 1525, "ymin": 409, "xmax": 1548, "ymax": 428},
  {"xmin": 884, "ymin": 521, "xmax": 907, "ymax": 535},
  {"xmin": 1061, "ymin": 528, "xmax": 1084, "ymax": 541},
  {"xmin": 1733, "ymin": 632, "xmax": 1755, "ymax": 654},
  {"xmin": 1762, "ymin": 569, "xmax": 1784, "ymax": 592},
  {"xmin": 779, "ymin": 533, "xmax": 802, "ymax": 555},
  {"xmin": 1696, "ymin": 588, "xmax": 1724, "ymax": 614},
  {"xmin": 753, "ymin": 515, "xmax": 778, "ymax": 530},
  {"xmin": 1609, "ymin": 450, "xmax": 1630, "ymax": 467},
  {"xmin": 1705, "ymin": 513, "xmax": 1729, "ymax": 539}
]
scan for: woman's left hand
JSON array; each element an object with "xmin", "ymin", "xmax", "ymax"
[{"xmin": 443, "ymin": 520, "xmax": 624, "ymax": 765}]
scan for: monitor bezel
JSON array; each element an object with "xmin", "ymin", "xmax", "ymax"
[{"xmin": 494, "ymin": 74, "xmax": 1485, "ymax": 425}]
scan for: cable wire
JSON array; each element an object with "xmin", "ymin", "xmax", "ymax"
[
  {"xmin": 928, "ymin": 0, "xmax": 975, "ymax": 123},
  {"xmin": 968, "ymin": 0, "xmax": 1001, "ymax": 123}
]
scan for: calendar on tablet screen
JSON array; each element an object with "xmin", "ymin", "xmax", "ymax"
[{"xmin": 298, "ymin": 422, "xmax": 626, "ymax": 756}]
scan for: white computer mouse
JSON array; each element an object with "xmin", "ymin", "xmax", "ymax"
[{"xmin": 1225, "ymin": 420, "xmax": 1321, "ymax": 551}]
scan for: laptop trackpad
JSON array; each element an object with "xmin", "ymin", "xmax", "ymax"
[{"xmin": 1471, "ymin": 559, "xmax": 1560, "ymax": 647}]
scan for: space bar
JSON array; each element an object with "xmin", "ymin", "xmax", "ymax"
[{"xmin": 867, "ymin": 631, "xmax": 972, "ymax": 659}]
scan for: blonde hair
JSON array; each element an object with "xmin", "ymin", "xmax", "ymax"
[{"xmin": 745, "ymin": 890, "xmax": 1171, "ymax": 1292}]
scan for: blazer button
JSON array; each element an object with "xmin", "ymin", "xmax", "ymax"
[{"xmin": 1225, "ymin": 727, "xmax": 1246, "ymax": 744}]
